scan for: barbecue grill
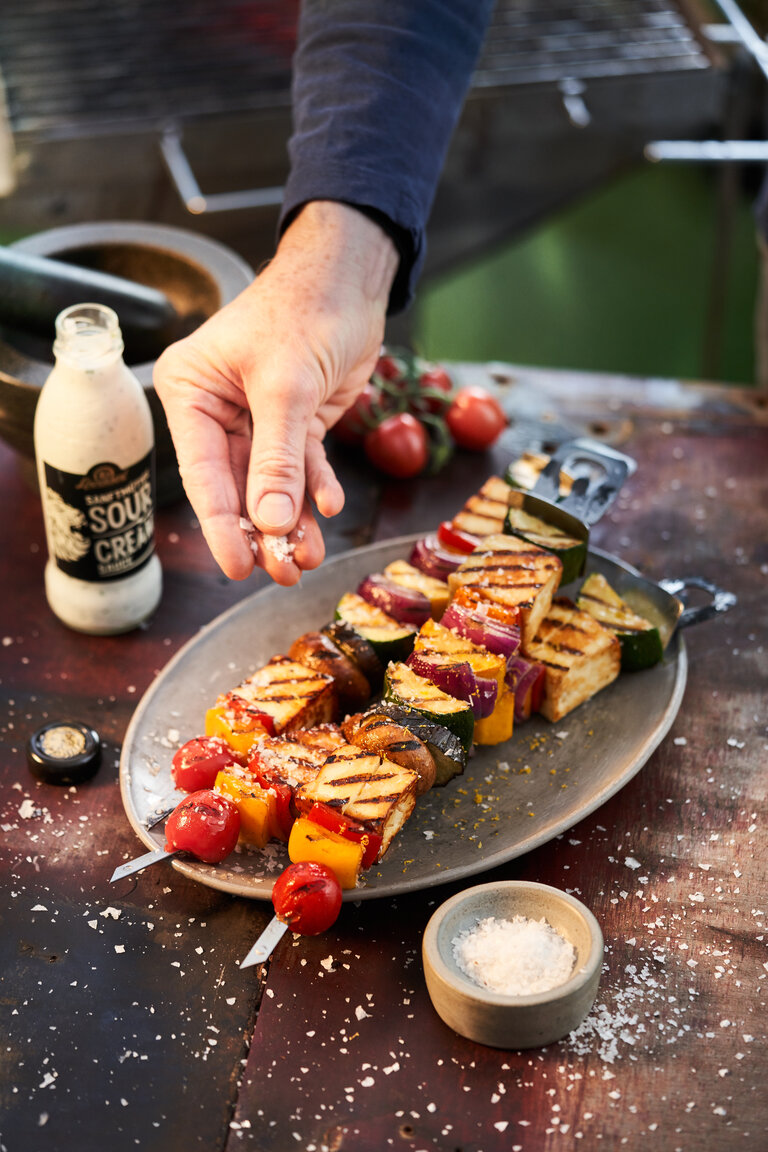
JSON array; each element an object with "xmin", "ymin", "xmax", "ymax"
[{"xmin": 0, "ymin": 0, "xmax": 728, "ymax": 278}]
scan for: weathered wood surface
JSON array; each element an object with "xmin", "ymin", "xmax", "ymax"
[{"xmin": 0, "ymin": 363, "xmax": 766, "ymax": 1152}]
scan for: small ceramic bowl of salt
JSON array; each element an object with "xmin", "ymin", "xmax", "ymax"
[{"xmin": 422, "ymin": 881, "xmax": 603, "ymax": 1049}]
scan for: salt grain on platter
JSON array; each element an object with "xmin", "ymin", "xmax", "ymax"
[{"xmin": 452, "ymin": 915, "xmax": 576, "ymax": 996}]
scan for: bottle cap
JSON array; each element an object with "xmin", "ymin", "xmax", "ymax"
[{"xmin": 26, "ymin": 721, "xmax": 102, "ymax": 785}]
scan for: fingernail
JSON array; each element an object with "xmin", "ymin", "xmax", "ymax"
[{"xmin": 255, "ymin": 492, "xmax": 295, "ymax": 531}]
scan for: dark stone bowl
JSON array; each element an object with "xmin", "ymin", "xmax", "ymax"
[{"xmin": 0, "ymin": 221, "xmax": 254, "ymax": 504}]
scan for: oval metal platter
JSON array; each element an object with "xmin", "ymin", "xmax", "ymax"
[{"xmin": 119, "ymin": 537, "xmax": 687, "ymax": 901}]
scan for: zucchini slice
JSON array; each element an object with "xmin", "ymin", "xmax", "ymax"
[
  {"xmin": 321, "ymin": 619, "xmax": 384, "ymax": 692},
  {"xmin": 335, "ymin": 592, "xmax": 416, "ymax": 665},
  {"xmin": 383, "ymin": 662, "xmax": 475, "ymax": 755},
  {"xmin": 504, "ymin": 503, "xmax": 587, "ymax": 585},
  {"xmin": 369, "ymin": 702, "xmax": 469, "ymax": 787},
  {"xmin": 576, "ymin": 572, "xmax": 663, "ymax": 671}
]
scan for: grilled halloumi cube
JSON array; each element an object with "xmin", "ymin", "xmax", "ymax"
[
  {"xmin": 523, "ymin": 597, "xmax": 621, "ymax": 721},
  {"xmin": 452, "ymin": 476, "xmax": 512, "ymax": 538},
  {"xmin": 448, "ymin": 533, "xmax": 562, "ymax": 647},
  {"xmin": 294, "ymin": 745, "xmax": 419, "ymax": 857},
  {"xmin": 250, "ymin": 725, "xmax": 347, "ymax": 792},
  {"xmin": 218, "ymin": 656, "xmax": 336, "ymax": 735}
]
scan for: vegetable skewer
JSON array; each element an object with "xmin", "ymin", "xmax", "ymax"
[{"xmin": 241, "ymin": 862, "xmax": 342, "ymax": 968}]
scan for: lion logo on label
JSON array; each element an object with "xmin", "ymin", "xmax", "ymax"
[{"xmin": 44, "ymin": 487, "xmax": 91, "ymax": 562}]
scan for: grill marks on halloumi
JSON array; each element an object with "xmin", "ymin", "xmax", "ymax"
[
  {"xmin": 252, "ymin": 725, "xmax": 347, "ymax": 790},
  {"xmin": 448, "ymin": 533, "xmax": 562, "ymax": 646},
  {"xmin": 220, "ymin": 656, "xmax": 336, "ymax": 733},
  {"xmin": 295, "ymin": 746, "xmax": 418, "ymax": 854},
  {"xmin": 523, "ymin": 598, "xmax": 621, "ymax": 721},
  {"xmin": 452, "ymin": 476, "xmax": 513, "ymax": 538}
]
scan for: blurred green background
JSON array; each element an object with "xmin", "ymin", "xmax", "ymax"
[{"xmin": 414, "ymin": 164, "xmax": 759, "ymax": 386}]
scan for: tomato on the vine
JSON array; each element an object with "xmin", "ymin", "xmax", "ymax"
[
  {"xmin": 417, "ymin": 366, "xmax": 454, "ymax": 414},
  {"xmin": 364, "ymin": 412, "xmax": 429, "ymax": 479},
  {"xmin": 446, "ymin": 387, "xmax": 507, "ymax": 451},
  {"xmin": 164, "ymin": 790, "xmax": 240, "ymax": 863},
  {"xmin": 171, "ymin": 736, "xmax": 239, "ymax": 792},
  {"xmin": 272, "ymin": 861, "xmax": 342, "ymax": 935},
  {"xmin": 331, "ymin": 380, "xmax": 382, "ymax": 445},
  {"xmin": 374, "ymin": 354, "xmax": 407, "ymax": 383}
]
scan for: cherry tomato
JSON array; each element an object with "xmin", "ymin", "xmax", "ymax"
[
  {"xmin": 364, "ymin": 412, "xmax": 429, "ymax": 479},
  {"xmin": 374, "ymin": 354, "xmax": 406, "ymax": 383},
  {"xmin": 446, "ymin": 387, "xmax": 507, "ymax": 451},
  {"xmin": 417, "ymin": 365, "xmax": 454, "ymax": 414},
  {"xmin": 332, "ymin": 380, "xmax": 382, "ymax": 445},
  {"xmin": 272, "ymin": 861, "xmax": 343, "ymax": 935},
  {"xmin": 164, "ymin": 789, "xmax": 240, "ymax": 863},
  {"xmin": 172, "ymin": 736, "xmax": 239, "ymax": 792}
]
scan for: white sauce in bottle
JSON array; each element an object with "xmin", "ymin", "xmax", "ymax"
[{"xmin": 34, "ymin": 303, "xmax": 162, "ymax": 634}]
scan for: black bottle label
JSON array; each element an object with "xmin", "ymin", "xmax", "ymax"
[{"xmin": 42, "ymin": 453, "xmax": 156, "ymax": 582}]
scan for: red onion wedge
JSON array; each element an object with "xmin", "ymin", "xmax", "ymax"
[
  {"xmin": 506, "ymin": 655, "xmax": 546, "ymax": 722},
  {"xmin": 441, "ymin": 601, "xmax": 521, "ymax": 661},
  {"xmin": 407, "ymin": 652, "xmax": 498, "ymax": 719},
  {"xmin": 409, "ymin": 535, "xmax": 464, "ymax": 580},
  {"xmin": 357, "ymin": 573, "xmax": 432, "ymax": 627}
]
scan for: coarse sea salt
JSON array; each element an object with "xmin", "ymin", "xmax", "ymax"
[
  {"xmin": 239, "ymin": 516, "xmax": 299, "ymax": 563},
  {"xmin": 452, "ymin": 915, "xmax": 576, "ymax": 996}
]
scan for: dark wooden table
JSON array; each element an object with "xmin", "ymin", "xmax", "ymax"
[{"xmin": 1, "ymin": 363, "xmax": 766, "ymax": 1152}]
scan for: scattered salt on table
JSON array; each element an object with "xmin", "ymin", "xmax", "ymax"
[{"xmin": 452, "ymin": 915, "xmax": 575, "ymax": 996}]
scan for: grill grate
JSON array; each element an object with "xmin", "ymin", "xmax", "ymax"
[
  {"xmin": 0, "ymin": 0, "xmax": 713, "ymax": 138},
  {"xmin": 477, "ymin": 0, "xmax": 711, "ymax": 86},
  {"xmin": 0, "ymin": 0, "xmax": 713, "ymax": 137}
]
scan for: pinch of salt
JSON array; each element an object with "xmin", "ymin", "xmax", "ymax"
[
  {"xmin": 452, "ymin": 915, "xmax": 576, "ymax": 996},
  {"xmin": 239, "ymin": 516, "xmax": 297, "ymax": 563}
]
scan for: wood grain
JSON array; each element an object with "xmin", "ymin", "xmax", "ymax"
[{"xmin": 1, "ymin": 363, "xmax": 765, "ymax": 1152}]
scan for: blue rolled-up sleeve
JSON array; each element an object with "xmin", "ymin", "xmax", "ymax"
[{"xmin": 279, "ymin": 0, "xmax": 495, "ymax": 313}]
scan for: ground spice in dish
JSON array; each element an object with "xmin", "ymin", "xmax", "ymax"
[
  {"xmin": 452, "ymin": 915, "xmax": 576, "ymax": 995},
  {"xmin": 40, "ymin": 725, "xmax": 87, "ymax": 759}
]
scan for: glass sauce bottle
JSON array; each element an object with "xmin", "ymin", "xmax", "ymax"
[{"xmin": 34, "ymin": 303, "xmax": 162, "ymax": 634}]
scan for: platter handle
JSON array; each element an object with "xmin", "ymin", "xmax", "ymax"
[{"xmin": 658, "ymin": 576, "xmax": 737, "ymax": 630}]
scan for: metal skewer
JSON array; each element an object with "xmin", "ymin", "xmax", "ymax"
[
  {"xmin": 110, "ymin": 846, "xmax": 179, "ymax": 883},
  {"xmin": 110, "ymin": 804, "xmax": 180, "ymax": 883},
  {"xmin": 240, "ymin": 916, "xmax": 290, "ymax": 968}
]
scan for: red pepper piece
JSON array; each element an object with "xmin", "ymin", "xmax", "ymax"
[{"xmin": 437, "ymin": 520, "xmax": 481, "ymax": 555}]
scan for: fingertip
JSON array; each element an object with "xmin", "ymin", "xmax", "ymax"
[
  {"xmin": 200, "ymin": 514, "xmax": 256, "ymax": 581},
  {"xmin": 315, "ymin": 480, "xmax": 345, "ymax": 520}
]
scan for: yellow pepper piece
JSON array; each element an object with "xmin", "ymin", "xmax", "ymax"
[
  {"xmin": 213, "ymin": 769, "xmax": 275, "ymax": 849},
  {"xmin": 474, "ymin": 685, "xmax": 515, "ymax": 745},
  {"xmin": 205, "ymin": 706, "xmax": 268, "ymax": 758},
  {"xmin": 288, "ymin": 816, "xmax": 363, "ymax": 890}
]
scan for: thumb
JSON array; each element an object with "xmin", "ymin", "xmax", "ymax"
[{"xmin": 245, "ymin": 382, "xmax": 313, "ymax": 534}]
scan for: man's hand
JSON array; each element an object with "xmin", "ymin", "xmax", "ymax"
[{"xmin": 154, "ymin": 201, "xmax": 398, "ymax": 585}]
